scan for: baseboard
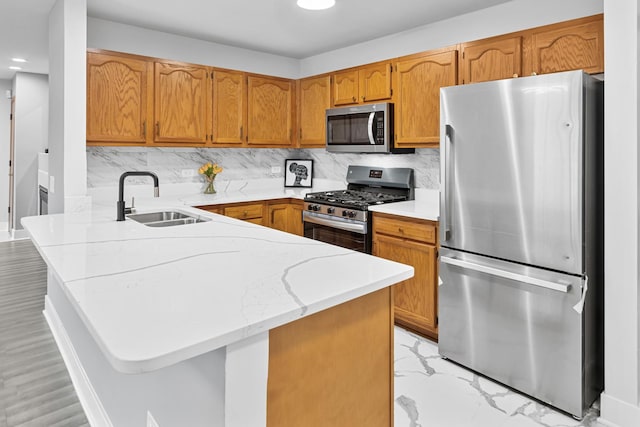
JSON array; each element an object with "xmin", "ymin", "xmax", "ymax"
[
  {"xmin": 11, "ymin": 229, "xmax": 29, "ymax": 239},
  {"xmin": 599, "ymin": 392, "xmax": 640, "ymax": 427},
  {"xmin": 44, "ymin": 297, "xmax": 112, "ymax": 427}
]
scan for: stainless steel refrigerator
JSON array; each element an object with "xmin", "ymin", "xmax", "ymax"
[{"xmin": 438, "ymin": 70, "xmax": 603, "ymax": 418}]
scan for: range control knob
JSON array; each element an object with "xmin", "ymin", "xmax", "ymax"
[
  {"xmin": 308, "ymin": 204, "xmax": 320, "ymax": 211},
  {"xmin": 327, "ymin": 207, "xmax": 335, "ymax": 214},
  {"xmin": 346, "ymin": 211, "xmax": 357, "ymax": 218}
]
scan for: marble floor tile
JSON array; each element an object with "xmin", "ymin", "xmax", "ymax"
[{"xmin": 394, "ymin": 326, "xmax": 604, "ymax": 427}]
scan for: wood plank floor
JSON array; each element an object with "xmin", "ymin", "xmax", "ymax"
[{"xmin": 0, "ymin": 240, "xmax": 88, "ymax": 427}]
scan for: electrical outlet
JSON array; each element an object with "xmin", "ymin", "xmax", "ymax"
[
  {"xmin": 181, "ymin": 169, "xmax": 195, "ymax": 177},
  {"xmin": 271, "ymin": 166, "xmax": 282, "ymax": 174},
  {"xmin": 147, "ymin": 411, "xmax": 160, "ymax": 427}
]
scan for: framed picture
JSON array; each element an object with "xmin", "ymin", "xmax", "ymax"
[{"xmin": 284, "ymin": 159, "xmax": 313, "ymax": 188}]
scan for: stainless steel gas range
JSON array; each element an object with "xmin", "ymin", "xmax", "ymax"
[{"xmin": 303, "ymin": 165, "xmax": 414, "ymax": 253}]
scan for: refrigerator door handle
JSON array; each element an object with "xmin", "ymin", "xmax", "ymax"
[
  {"xmin": 440, "ymin": 256, "xmax": 572, "ymax": 293},
  {"xmin": 441, "ymin": 124, "xmax": 453, "ymax": 241}
]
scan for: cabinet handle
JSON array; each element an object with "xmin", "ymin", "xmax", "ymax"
[
  {"xmin": 398, "ymin": 227, "xmax": 404, "ymax": 233},
  {"xmin": 352, "ymin": 96, "xmax": 356, "ymax": 102},
  {"xmin": 299, "ymin": 128, "xmax": 303, "ymax": 139},
  {"xmin": 142, "ymin": 121, "xmax": 146, "ymax": 137},
  {"xmin": 156, "ymin": 122, "xmax": 160, "ymax": 136},
  {"xmin": 243, "ymin": 210, "xmax": 248, "ymax": 217},
  {"xmin": 240, "ymin": 126, "xmax": 243, "ymax": 139},
  {"xmin": 362, "ymin": 96, "xmax": 365, "ymax": 101}
]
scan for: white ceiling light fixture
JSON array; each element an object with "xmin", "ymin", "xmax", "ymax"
[
  {"xmin": 11, "ymin": 57, "xmax": 27, "ymax": 63},
  {"xmin": 297, "ymin": 0, "xmax": 335, "ymax": 11}
]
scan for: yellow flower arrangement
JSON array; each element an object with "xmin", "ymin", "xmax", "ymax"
[
  {"xmin": 198, "ymin": 162, "xmax": 223, "ymax": 178},
  {"xmin": 199, "ymin": 162, "xmax": 223, "ymax": 194}
]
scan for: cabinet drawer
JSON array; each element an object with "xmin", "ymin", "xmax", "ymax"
[
  {"xmin": 224, "ymin": 203, "xmax": 264, "ymax": 220},
  {"xmin": 373, "ymin": 215, "xmax": 436, "ymax": 244}
]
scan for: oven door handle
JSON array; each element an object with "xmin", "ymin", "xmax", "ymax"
[{"xmin": 303, "ymin": 212, "xmax": 368, "ymax": 235}]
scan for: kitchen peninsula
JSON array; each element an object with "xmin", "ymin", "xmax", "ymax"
[{"xmin": 21, "ymin": 193, "xmax": 413, "ymax": 427}]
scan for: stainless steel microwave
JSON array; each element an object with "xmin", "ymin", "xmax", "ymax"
[{"xmin": 326, "ymin": 103, "xmax": 414, "ymax": 154}]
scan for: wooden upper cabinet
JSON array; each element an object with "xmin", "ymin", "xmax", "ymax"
[
  {"xmin": 154, "ymin": 62, "xmax": 210, "ymax": 144},
  {"xmin": 212, "ymin": 70, "xmax": 246, "ymax": 145},
  {"xmin": 247, "ymin": 76, "xmax": 295, "ymax": 146},
  {"xmin": 87, "ymin": 52, "xmax": 152, "ymax": 144},
  {"xmin": 359, "ymin": 62, "xmax": 392, "ymax": 103},
  {"xmin": 332, "ymin": 70, "xmax": 359, "ymax": 106},
  {"xmin": 525, "ymin": 15, "xmax": 604, "ymax": 76},
  {"xmin": 460, "ymin": 35, "xmax": 522, "ymax": 84},
  {"xmin": 332, "ymin": 63, "xmax": 392, "ymax": 106},
  {"xmin": 394, "ymin": 49, "xmax": 457, "ymax": 147},
  {"xmin": 298, "ymin": 75, "xmax": 331, "ymax": 147}
]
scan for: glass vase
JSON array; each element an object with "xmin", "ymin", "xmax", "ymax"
[{"xmin": 204, "ymin": 176, "xmax": 216, "ymax": 194}]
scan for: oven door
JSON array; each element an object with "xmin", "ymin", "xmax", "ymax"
[{"xmin": 303, "ymin": 212, "xmax": 371, "ymax": 253}]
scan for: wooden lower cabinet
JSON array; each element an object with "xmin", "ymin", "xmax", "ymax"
[
  {"xmin": 267, "ymin": 287, "xmax": 393, "ymax": 427},
  {"xmin": 266, "ymin": 200, "xmax": 304, "ymax": 236},
  {"xmin": 198, "ymin": 199, "xmax": 304, "ymax": 235},
  {"xmin": 373, "ymin": 212, "xmax": 438, "ymax": 339},
  {"xmin": 223, "ymin": 202, "xmax": 264, "ymax": 225}
]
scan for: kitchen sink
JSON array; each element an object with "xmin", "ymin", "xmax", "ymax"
[{"xmin": 127, "ymin": 210, "xmax": 211, "ymax": 227}]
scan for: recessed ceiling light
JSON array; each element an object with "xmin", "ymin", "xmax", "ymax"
[
  {"xmin": 9, "ymin": 66, "xmax": 22, "ymax": 70},
  {"xmin": 297, "ymin": 0, "xmax": 335, "ymax": 10},
  {"xmin": 11, "ymin": 58, "xmax": 27, "ymax": 63}
]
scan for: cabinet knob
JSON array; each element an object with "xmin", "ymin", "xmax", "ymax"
[
  {"xmin": 512, "ymin": 73, "xmax": 519, "ymax": 78},
  {"xmin": 398, "ymin": 227, "xmax": 404, "ymax": 233},
  {"xmin": 531, "ymin": 72, "xmax": 537, "ymax": 76},
  {"xmin": 352, "ymin": 96, "xmax": 356, "ymax": 102},
  {"xmin": 362, "ymin": 96, "xmax": 365, "ymax": 101}
]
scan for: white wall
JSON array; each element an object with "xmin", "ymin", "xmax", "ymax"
[
  {"xmin": 12, "ymin": 73, "xmax": 48, "ymax": 231},
  {"xmin": 300, "ymin": 0, "xmax": 604, "ymax": 77},
  {"xmin": 599, "ymin": 1, "xmax": 640, "ymax": 426},
  {"xmin": 48, "ymin": 0, "xmax": 89, "ymax": 215},
  {"xmin": 87, "ymin": 17, "xmax": 300, "ymax": 79},
  {"xmin": 0, "ymin": 79, "xmax": 11, "ymax": 229}
]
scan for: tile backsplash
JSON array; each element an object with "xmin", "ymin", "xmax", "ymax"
[{"xmin": 87, "ymin": 147, "xmax": 440, "ymax": 189}]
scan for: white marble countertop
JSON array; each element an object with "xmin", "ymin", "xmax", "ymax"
[
  {"xmin": 369, "ymin": 189, "xmax": 440, "ymax": 221},
  {"xmin": 22, "ymin": 185, "xmax": 413, "ymax": 374}
]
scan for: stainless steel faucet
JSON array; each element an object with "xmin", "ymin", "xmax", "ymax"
[{"xmin": 117, "ymin": 171, "xmax": 159, "ymax": 221}]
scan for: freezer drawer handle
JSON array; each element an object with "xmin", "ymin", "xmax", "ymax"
[{"xmin": 440, "ymin": 256, "xmax": 572, "ymax": 293}]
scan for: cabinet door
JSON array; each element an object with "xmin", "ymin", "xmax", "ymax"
[
  {"xmin": 332, "ymin": 70, "xmax": 359, "ymax": 106},
  {"xmin": 374, "ymin": 234, "xmax": 438, "ymax": 337},
  {"xmin": 247, "ymin": 76, "xmax": 294, "ymax": 146},
  {"xmin": 527, "ymin": 16, "xmax": 604, "ymax": 76},
  {"xmin": 154, "ymin": 62, "xmax": 210, "ymax": 143},
  {"xmin": 288, "ymin": 200, "xmax": 304, "ymax": 236},
  {"xmin": 213, "ymin": 70, "xmax": 246, "ymax": 145},
  {"xmin": 359, "ymin": 63, "xmax": 392, "ymax": 103},
  {"xmin": 267, "ymin": 203, "xmax": 289, "ymax": 232},
  {"xmin": 395, "ymin": 50, "xmax": 457, "ymax": 147},
  {"xmin": 298, "ymin": 76, "xmax": 331, "ymax": 147},
  {"xmin": 460, "ymin": 36, "xmax": 522, "ymax": 84},
  {"xmin": 87, "ymin": 52, "xmax": 152, "ymax": 144}
]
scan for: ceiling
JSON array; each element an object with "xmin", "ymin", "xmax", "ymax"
[{"xmin": 0, "ymin": 0, "xmax": 511, "ymax": 81}]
